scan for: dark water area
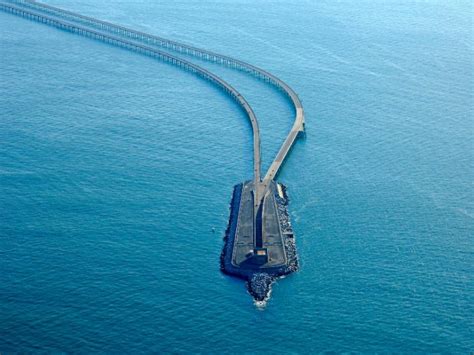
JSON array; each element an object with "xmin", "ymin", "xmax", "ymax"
[{"xmin": 1, "ymin": 0, "xmax": 473, "ymax": 352}]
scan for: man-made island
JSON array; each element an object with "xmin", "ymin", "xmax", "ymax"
[
  {"xmin": 221, "ymin": 181, "xmax": 298, "ymax": 301},
  {"xmin": 1, "ymin": 0, "xmax": 305, "ymax": 302}
]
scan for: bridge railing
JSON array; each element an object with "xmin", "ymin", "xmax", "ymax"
[
  {"xmin": 6, "ymin": 0, "xmax": 305, "ymax": 182},
  {"xmin": 0, "ymin": 2, "xmax": 262, "ymax": 182}
]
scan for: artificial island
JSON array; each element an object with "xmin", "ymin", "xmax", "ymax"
[{"xmin": 1, "ymin": 0, "xmax": 306, "ymax": 302}]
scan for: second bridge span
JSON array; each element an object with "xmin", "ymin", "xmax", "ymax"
[{"xmin": 10, "ymin": 0, "xmax": 305, "ymax": 189}]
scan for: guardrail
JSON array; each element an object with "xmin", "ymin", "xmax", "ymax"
[
  {"xmin": 0, "ymin": 2, "xmax": 262, "ymax": 183},
  {"xmin": 9, "ymin": 0, "xmax": 305, "ymax": 182}
]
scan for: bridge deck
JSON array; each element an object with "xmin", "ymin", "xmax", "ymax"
[{"xmin": 8, "ymin": 0, "xmax": 305, "ymax": 184}]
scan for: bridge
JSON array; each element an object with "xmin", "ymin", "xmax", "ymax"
[
  {"xmin": 6, "ymin": 0, "xmax": 305, "ymax": 187},
  {"xmin": 1, "ymin": 0, "xmax": 305, "ymax": 300},
  {"xmin": 0, "ymin": 1, "xmax": 263, "ymax": 190}
]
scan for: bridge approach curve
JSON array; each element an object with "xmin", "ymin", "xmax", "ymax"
[
  {"xmin": 9, "ymin": 0, "xmax": 305, "ymax": 192},
  {"xmin": 0, "ymin": 1, "xmax": 263, "ymax": 190}
]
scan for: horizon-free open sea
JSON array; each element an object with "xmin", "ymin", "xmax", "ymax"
[{"xmin": 1, "ymin": 0, "xmax": 473, "ymax": 352}]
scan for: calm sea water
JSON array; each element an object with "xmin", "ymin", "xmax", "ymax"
[{"xmin": 1, "ymin": 0, "xmax": 473, "ymax": 352}]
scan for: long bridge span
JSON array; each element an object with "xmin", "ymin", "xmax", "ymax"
[
  {"xmin": 0, "ymin": 1, "xmax": 263, "ymax": 190},
  {"xmin": 6, "ymin": 0, "xmax": 305, "ymax": 190}
]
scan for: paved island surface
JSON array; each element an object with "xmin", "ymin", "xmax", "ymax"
[{"xmin": 221, "ymin": 181, "xmax": 298, "ymax": 301}]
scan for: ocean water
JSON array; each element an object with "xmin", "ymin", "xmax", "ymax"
[{"xmin": 1, "ymin": 0, "xmax": 473, "ymax": 352}]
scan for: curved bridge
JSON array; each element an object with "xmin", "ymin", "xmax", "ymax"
[
  {"xmin": 0, "ymin": 1, "xmax": 263, "ymax": 184},
  {"xmin": 7, "ymin": 0, "xmax": 305, "ymax": 189}
]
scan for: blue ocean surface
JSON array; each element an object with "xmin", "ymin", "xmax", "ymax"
[{"xmin": 1, "ymin": 0, "xmax": 473, "ymax": 352}]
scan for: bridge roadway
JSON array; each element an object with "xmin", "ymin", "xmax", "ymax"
[
  {"xmin": 8, "ymin": 0, "xmax": 305, "ymax": 192},
  {"xmin": 0, "ymin": 1, "xmax": 265, "ymax": 201}
]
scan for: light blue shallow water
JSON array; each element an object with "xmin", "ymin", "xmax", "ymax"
[{"xmin": 1, "ymin": 1, "xmax": 473, "ymax": 352}]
